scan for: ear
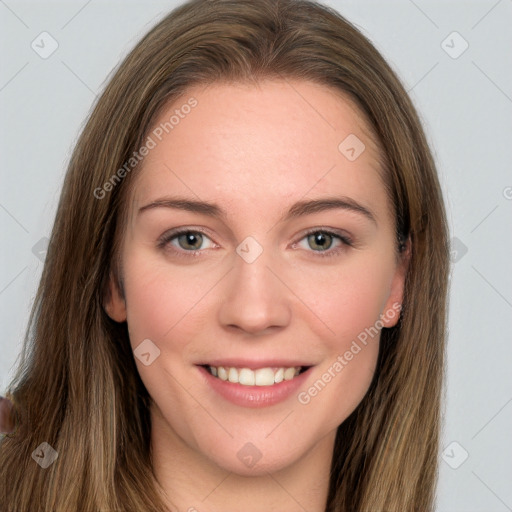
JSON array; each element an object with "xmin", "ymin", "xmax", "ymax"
[
  {"xmin": 103, "ymin": 272, "xmax": 127, "ymax": 322},
  {"xmin": 380, "ymin": 237, "xmax": 411, "ymax": 328}
]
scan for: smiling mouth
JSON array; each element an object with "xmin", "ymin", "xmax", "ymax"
[{"xmin": 202, "ymin": 365, "xmax": 310, "ymax": 386}]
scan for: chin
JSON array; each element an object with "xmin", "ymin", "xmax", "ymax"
[{"xmin": 208, "ymin": 445, "xmax": 301, "ymax": 477}]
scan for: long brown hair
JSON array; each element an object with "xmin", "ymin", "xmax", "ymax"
[{"xmin": 0, "ymin": 1, "xmax": 449, "ymax": 510}]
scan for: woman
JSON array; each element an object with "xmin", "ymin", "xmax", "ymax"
[{"xmin": 0, "ymin": 0, "xmax": 449, "ymax": 510}]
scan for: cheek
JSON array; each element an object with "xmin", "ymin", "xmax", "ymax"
[
  {"xmin": 289, "ymin": 255, "xmax": 393, "ymax": 422},
  {"xmin": 122, "ymin": 252, "xmax": 208, "ymax": 349},
  {"xmin": 121, "ymin": 254, "xmax": 210, "ymax": 424},
  {"xmin": 292, "ymin": 252, "xmax": 394, "ymax": 346}
]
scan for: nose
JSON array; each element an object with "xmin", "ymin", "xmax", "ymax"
[{"xmin": 218, "ymin": 246, "xmax": 291, "ymax": 335}]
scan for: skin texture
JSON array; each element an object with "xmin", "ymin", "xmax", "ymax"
[{"xmin": 105, "ymin": 80, "xmax": 409, "ymax": 512}]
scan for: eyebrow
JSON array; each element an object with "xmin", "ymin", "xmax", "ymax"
[{"xmin": 138, "ymin": 195, "xmax": 377, "ymax": 225}]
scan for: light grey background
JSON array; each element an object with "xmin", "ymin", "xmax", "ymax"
[{"xmin": 1, "ymin": 1, "xmax": 511, "ymax": 510}]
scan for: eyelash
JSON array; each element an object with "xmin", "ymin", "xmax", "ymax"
[{"xmin": 157, "ymin": 227, "xmax": 353, "ymax": 259}]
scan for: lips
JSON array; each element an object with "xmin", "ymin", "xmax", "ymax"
[{"xmin": 197, "ymin": 363, "xmax": 314, "ymax": 408}]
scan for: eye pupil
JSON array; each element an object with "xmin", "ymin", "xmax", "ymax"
[
  {"xmin": 179, "ymin": 232, "xmax": 202, "ymax": 250},
  {"xmin": 309, "ymin": 232, "xmax": 332, "ymax": 251}
]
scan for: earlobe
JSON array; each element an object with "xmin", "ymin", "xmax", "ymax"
[
  {"xmin": 103, "ymin": 273, "xmax": 127, "ymax": 322},
  {"xmin": 380, "ymin": 237, "xmax": 411, "ymax": 328}
]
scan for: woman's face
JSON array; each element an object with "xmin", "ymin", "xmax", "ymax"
[{"xmin": 106, "ymin": 80, "xmax": 407, "ymax": 475}]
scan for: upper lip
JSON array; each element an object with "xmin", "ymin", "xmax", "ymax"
[{"xmin": 196, "ymin": 359, "xmax": 314, "ymax": 370}]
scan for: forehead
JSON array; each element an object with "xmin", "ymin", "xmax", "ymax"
[{"xmin": 130, "ymin": 79, "xmax": 390, "ymax": 224}]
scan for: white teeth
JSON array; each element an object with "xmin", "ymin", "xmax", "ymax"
[
  {"xmin": 228, "ymin": 367, "xmax": 239, "ymax": 383},
  {"xmin": 239, "ymin": 368, "xmax": 255, "ymax": 385},
  {"xmin": 207, "ymin": 365, "xmax": 303, "ymax": 386},
  {"xmin": 284, "ymin": 367, "xmax": 297, "ymax": 381},
  {"xmin": 254, "ymin": 368, "xmax": 275, "ymax": 386}
]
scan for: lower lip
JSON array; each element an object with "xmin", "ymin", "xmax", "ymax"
[{"xmin": 197, "ymin": 366, "xmax": 312, "ymax": 408}]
